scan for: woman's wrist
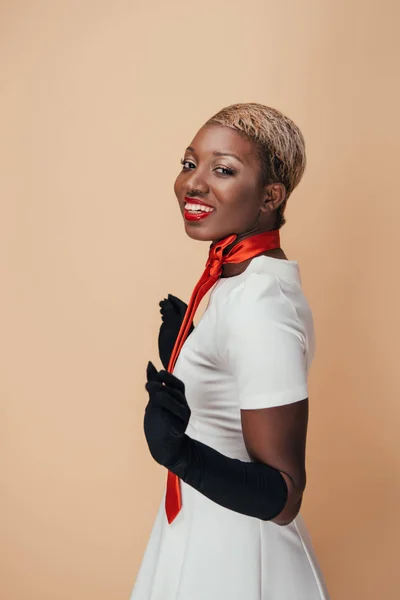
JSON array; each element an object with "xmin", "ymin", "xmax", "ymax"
[{"xmin": 166, "ymin": 433, "xmax": 194, "ymax": 480}]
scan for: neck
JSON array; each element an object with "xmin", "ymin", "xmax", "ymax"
[
  {"xmin": 221, "ymin": 247, "xmax": 287, "ymax": 278},
  {"xmin": 217, "ymin": 228, "xmax": 287, "ymax": 278},
  {"xmin": 213, "ymin": 226, "xmax": 262, "ymax": 247}
]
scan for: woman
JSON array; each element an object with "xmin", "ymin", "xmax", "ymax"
[{"xmin": 130, "ymin": 103, "xmax": 330, "ymax": 599}]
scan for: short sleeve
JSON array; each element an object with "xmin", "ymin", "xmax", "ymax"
[{"xmin": 221, "ymin": 273, "xmax": 309, "ymax": 410}]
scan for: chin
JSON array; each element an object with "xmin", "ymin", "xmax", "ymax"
[
  {"xmin": 184, "ymin": 224, "xmax": 213, "ymax": 242},
  {"xmin": 183, "ymin": 222, "xmax": 231, "ymax": 243}
]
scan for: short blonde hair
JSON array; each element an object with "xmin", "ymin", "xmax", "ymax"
[{"xmin": 205, "ymin": 103, "xmax": 306, "ymax": 228}]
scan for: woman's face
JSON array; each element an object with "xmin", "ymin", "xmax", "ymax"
[{"xmin": 174, "ymin": 124, "xmax": 271, "ymax": 243}]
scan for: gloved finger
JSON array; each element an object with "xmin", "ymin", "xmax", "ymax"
[
  {"xmin": 168, "ymin": 294, "xmax": 188, "ymax": 316},
  {"xmin": 160, "ymin": 384, "xmax": 188, "ymax": 407},
  {"xmin": 145, "ymin": 380, "xmax": 187, "ymax": 406},
  {"xmin": 147, "ymin": 389, "xmax": 190, "ymax": 422},
  {"xmin": 159, "ymin": 297, "xmax": 173, "ymax": 309},
  {"xmin": 145, "ymin": 380, "xmax": 164, "ymax": 394},
  {"xmin": 167, "ymin": 293, "xmax": 182, "ymax": 306},
  {"xmin": 160, "ymin": 295, "xmax": 178, "ymax": 309},
  {"xmin": 145, "ymin": 379, "xmax": 188, "ymax": 410},
  {"xmin": 162, "ymin": 402, "xmax": 190, "ymax": 424},
  {"xmin": 159, "ymin": 299, "xmax": 175, "ymax": 318},
  {"xmin": 156, "ymin": 369, "xmax": 185, "ymax": 394},
  {"xmin": 146, "ymin": 381, "xmax": 191, "ymax": 419},
  {"xmin": 146, "ymin": 360, "xmax": 159, "ymax": 382}
]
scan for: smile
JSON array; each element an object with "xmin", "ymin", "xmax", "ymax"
[
  {"xmin": 184, "ymin": 201, "xmax": 215, "ymax": 221},
  {"xmin": 185, "ymin": 201, "xmax": 214, "ymax": 213}
]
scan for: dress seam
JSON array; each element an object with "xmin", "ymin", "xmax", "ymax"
[
  {"xmin": 258, "ymin": 519, "xmax": 263, "ymax": 599},
  {"xmin": 275, "ymin": 281, "xmax": 307, "ymax": 351},
  {"xmin": 174, "ymin": 422, "xmax": 201, "ymax": 599},
  {"xmin": 293, "ymin": 518, "xmax": 327, "ymax": 599},
  {"xmin": 173, "ymin": 487, "xmax": 198, "ymax": 600}
]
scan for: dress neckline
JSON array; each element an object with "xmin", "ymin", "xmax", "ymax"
[{"xmin": 220, "ymin": 254, "xmax": 300, "ymax": 281}]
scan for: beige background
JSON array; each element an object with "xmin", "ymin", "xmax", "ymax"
[{"xmin": 1, "ymin": 1, "xmax": 399, "ymax": 598}]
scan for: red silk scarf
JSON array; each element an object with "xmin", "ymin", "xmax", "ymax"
[{"xmin": 165, "ymin": 228, "xmax": 281, "ymax": 523}]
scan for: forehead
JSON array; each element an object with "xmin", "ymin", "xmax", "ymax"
[{"xmin": 188, "ymin": 124, "xmax": 256, "ymax": 162}]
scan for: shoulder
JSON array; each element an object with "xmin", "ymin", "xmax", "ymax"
[
  {"xmin": 223, "ymin": 271, "xmax": 301, "ymax": 320},
  {"xmin": 214, "ymin": 271, "xmax": 307, "ymax": 351}
]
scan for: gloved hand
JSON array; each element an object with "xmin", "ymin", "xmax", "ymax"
[
  {"xmin": 143, "ymin": 362, "xmax": 288, "ymax": 521},
  {"xmin": 158, "ymin": 294, "xmax": 195, "ymax": 370},
  {"xmin": 144, "ymin": 360, "xmax": 192, "ymax": 475}
]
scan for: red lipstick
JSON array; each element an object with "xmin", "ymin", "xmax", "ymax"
[{"xmin": 183, "ymin": 196, "xmax": 215, "ymax": 222}]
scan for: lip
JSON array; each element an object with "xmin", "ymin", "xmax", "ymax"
[
  {"xmin": 184, "ymin": 196, "xmax": 214, "ymax": 209},
  {"xmin": 183, "ymin": 196, "xmax": 215, "ymax": 222}
]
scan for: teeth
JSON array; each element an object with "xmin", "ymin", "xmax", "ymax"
[{"xmin": 185, "ymin": 202, "xmax": 214, "ymax": 213}]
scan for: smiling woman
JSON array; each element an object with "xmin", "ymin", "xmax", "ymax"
[
  {"xmin": 130, "ymin": 103, "xmax": 330, "ymax": 600},
  {"xmin": 174, "ymin": 103, "xmax": 305, "ymax": 245}
]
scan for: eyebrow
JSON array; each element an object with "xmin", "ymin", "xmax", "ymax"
[{"xmin": 186, "ymin": 146, "xmax": 244, "ymax": 164}]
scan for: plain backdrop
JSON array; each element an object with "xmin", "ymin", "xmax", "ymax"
[{"xmin": 1, "ymin": 1, "xmax": 399, "ymax": 598}]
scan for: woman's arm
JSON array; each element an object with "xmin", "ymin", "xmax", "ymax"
[
  {"xmin": 144, "ymin": 362, "xmax": 298, "ymax": 523},
  {"xmin": 220, "ymin": 274, "xmax": 312, "ymax": 524},
  {"xmin": 241, "ymin": 398, "xmax": 308, "ymax": 525},
  {"xmin": 150, "ymin": 276, "xmax": 311, "ymax": 525}
]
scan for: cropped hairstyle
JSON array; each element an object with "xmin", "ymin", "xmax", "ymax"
[{"xmin": 205, "ymin": 103, "xmax": 306, "ymax": 228}]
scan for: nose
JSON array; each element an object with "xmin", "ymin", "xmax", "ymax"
[{"xmin": 185, "ymin": 166, "xmax": 209, "ymax": 196}]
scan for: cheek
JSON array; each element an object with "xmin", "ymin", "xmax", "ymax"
[
  {"xmin": 214, "ymin": 182, "xmax": 261, "ymax": 233},
  {"xmin": 215, "ymin": 179, "xmax": 258, "ymax": 214}
]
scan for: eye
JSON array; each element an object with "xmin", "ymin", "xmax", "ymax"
[
  {"xmin": 215, "ymin": 166, "xmax": 235, "ymax": 176},
  {"xmin": 180, "ymin": 158, "xmax": 195, "ymax": 170}
]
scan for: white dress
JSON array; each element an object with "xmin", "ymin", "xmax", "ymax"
[{"xmin": 130, "ymin": 255, "xmax": 330, "ymax": 600}]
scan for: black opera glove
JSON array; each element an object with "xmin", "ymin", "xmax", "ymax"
[
  {"xmin": 158, "ymin": 294, "xmax": 195, "ymax": 370},
  {"xmin": 144, "ymin": 362, "xmax": 289, "ymax": 521},
  {"xmin": 144, "ymin": 361, "xmax": 191, "ymax": 472}
]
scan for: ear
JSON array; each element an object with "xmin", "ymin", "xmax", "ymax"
[{"xmin": 260, "ymin": 183, "xmax": 287, "ymax": 214}]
